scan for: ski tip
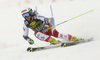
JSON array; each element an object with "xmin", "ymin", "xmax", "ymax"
[{"xmin": 87, "ymin": 37, "xmax": 94, "ymax": 41}]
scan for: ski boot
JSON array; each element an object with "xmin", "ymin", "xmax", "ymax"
[
  {"xmin": 61, "ymin": 36, "xmax": 81, "ymax": 47},
  {"xmin": 70, "ymin": 36, "xmax": 81, "ymax": 42},
  {"xmin": 48, "ymin": 37, "xmax": 60, "ymax": 45}
]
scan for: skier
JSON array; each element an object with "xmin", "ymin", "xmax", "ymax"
[{"xmin": 21, "ymin": 8, "xmax": 81, "ymax": 45}]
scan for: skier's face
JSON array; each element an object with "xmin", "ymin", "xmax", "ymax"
[{"xmin": 25, "ymin": 16, "xmax": 31, "ymax": 21}]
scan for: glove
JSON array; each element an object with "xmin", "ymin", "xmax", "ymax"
[
  {"xmin": 23, "ymin": 36, "xmax": 34, "ymax": 45},
  {"xmin": 42, "ymin": 25, "xmax": 49, "ymax": 33},
  {"xmin": 44, "ymin": 18, "xmax": 50, "ymax": 25},
  {"xmin": 27, "ymin": 38, "xmax": 34, "ymax": 45}
]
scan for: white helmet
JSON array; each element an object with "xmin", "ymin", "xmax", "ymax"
[{"xmin": 21, "ymin": 8, "xmax": 33, "ymax": 18}]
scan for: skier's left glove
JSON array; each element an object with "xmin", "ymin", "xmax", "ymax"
[
  {"xmin": 23, "ymin": 36, "xmax": 34, "ymax": 45},
  {"xmin": 42, "ymin": 25, "xmax": 49, "ymax": 33},
  {"xmin": 27, "ymin": 38, "xmax": 34, "ymax": 45}
]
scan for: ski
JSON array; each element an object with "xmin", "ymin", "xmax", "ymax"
[{"xmin": 27, "ymin": 37, "xmax": 93, "ymax": 52}]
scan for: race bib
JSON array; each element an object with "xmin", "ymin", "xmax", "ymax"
[{"xmin": 35, "ymin": 32, "xmax": 50, "ymax": 41}]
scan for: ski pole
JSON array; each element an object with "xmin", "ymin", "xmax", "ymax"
[
  {"xmin": 47, "ymin": 10, "xmax": 93, "ymax": 30},
  {"xmin": 35, "ymin": 6, "xmax": 37, "ymax": 11},
  {"xmin": 50, "ymin": 5, "xmax": 54, "ymax": 17}
]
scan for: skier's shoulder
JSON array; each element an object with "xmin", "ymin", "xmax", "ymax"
[
  {"xmin": 35, "ymin": 12, "xmax": 45, "ymax": 18},
  {"xmin": 35, "ymin": 13, "xmax": 45, "ymax": 21},
  {"xmin": 24, "ymin": 20, "xmax": 29, "ymax": 26}
]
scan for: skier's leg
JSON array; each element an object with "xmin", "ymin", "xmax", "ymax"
[
  {"xmin": 48, "ymin": 18, "xmax": 80, "ymax": 42},
  {"xmin": 58, "ymin": 32, "xmax": 81, "ymax": 42},
  {"xmin": 52, "ymin": 29, "xmax": 81, "ymax": 42},
  {"xmin": 34, "ymin": 31, "xmax": 60, "ymax": 44}
]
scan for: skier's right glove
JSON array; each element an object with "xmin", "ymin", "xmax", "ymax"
[
  {"xmin": 23, "ymin": 36, "xmax": 34, "ymax": 45},
  {"xmin": 42, "ymin": 25, "xmax": 49, "ymax": 33}
]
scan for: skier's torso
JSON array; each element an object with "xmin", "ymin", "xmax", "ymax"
[{"xmin": 24, "ymin": 17, "xmax": 44, "ymax": 31}]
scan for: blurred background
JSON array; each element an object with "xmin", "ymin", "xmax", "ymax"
[
  {"xmin": 0, "ymin": 0, "xmax": 100, "ymax": 51},
  {"xmin": 0, "ymin": 0, "xmax": 100, "ymax": 60},
  {"xmin": 0, "ymin": 0, "xmax": 95, "ymax": 8}
]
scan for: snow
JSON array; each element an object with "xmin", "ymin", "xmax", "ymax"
[{"xmin": 0, "ymin": 0, "xmax": 100, "ymax": 60}]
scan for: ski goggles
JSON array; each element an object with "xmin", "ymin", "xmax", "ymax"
[{"xmin": 22, "ymin": 12, "xmax": 30, "ymax": 18}]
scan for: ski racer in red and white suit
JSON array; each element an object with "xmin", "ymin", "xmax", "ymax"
[{"xmin": 22, "ymin": 8, "xmax": 80, "ymax": 45}]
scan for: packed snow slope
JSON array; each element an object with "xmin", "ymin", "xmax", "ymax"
[{"xmin": 0, "ymin": 0, "xmax": 100, "ymax": 60}]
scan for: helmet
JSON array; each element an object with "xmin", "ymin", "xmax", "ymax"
[{"xmin": 21, "ymin": 8, "xmax": 34, "ymax": 18}]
